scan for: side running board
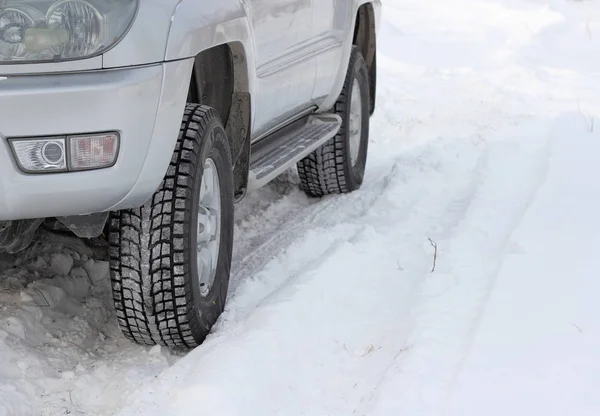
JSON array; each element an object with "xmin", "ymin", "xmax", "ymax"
[{"xmin": 248, "ymin": 114, "xmax": 341, "ymax": 191}]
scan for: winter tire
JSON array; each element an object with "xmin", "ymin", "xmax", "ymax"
[
  {"xmin": 109, "ymin": 104, "xmax": 234, "ymax": 350},
  {"xmin": 297, "ymin": 46, "xmax": 371, "ymax": 197}
]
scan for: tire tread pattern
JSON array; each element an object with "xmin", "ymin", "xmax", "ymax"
[{"xmin": 109, "ymin": 105, "xmax": 221, "ymax": 349}]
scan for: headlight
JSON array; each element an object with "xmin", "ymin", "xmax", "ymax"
[{"xmin": 0, "ymin": 0, "xmax": 138, "ymax": 64}]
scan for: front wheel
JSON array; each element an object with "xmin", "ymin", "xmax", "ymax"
[{"xmin": 109, "ymin": 105, "xmax": 234, "ymax": 350}]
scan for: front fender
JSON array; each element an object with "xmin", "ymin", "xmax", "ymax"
[{"xmin": 165, "ymin": 0, "xmax": 253, "ymax": 63}]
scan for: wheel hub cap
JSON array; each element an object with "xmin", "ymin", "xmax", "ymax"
[
  {"xmin": 197, "ymin": 158, "xmax": 221, "ymax": 297},
  {"xmin": 348, "ymin": 78, "xmax": 363, "ymax": 166}
]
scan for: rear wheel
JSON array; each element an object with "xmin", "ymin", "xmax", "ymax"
[
  {"xmin": 109, "ymin": 105, "xmax": 234, "ymax": 349},
  {"xmin": 297, "ymin": 47, "xmax": 371, "ymax": 197}
]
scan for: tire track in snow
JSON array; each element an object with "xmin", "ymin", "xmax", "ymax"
[
  {"xmin": 359, "ymin": 126, "xmax": 553, "ymax": 416},
  {"xmin": 344, "ymin": 141, "xmax": 496, "ymax": 414},
  {"xmin": 224, "ymin": 135, "xmax": 482, "ymax": 328},
  {"xmin": 224, "ymin": 163, "xmax": 411, "ymax": 327}
]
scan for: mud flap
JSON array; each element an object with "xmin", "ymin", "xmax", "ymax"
[{"xmin": 56, "ymin": 212, "xmax": 109, "ymax": 239}]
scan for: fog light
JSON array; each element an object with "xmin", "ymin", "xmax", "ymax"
[
  {"xmin": 10, "ymin": 138, "xmax": 67, "ymax": 172},
  {"xmin": 68, "ymin": 133, "xmax": 119, "ymax": 171}
]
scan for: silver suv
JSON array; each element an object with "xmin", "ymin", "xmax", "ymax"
[{"xmin": 0, "ymin": 0, "xmax": 381, "ymax": 350}]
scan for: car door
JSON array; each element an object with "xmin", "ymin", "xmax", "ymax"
[{"xmin": 248, "ymin": 0, "xmax": 317, "ymax": 139}]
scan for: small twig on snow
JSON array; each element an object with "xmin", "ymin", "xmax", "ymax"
[
  {"xmin": 393, "ymin": 345, "xmax": 411, "ymax": 360},
  {"xmin": 361, "ymin": 345, "xmax": 375, "ymax": 356},
  {"xmin": 360, "ymin": 344, "xmax": 382, "ymax": 357},
  {"xmin": 428, "ymin": 238, "xmax": 438, "ymax": 273},
  {"xmin": 34, "ymin": 288, "xmax": 51, "ymax": 307}
]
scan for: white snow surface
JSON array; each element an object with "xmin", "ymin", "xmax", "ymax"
[{"xmin": 2, "ymin": 0, "xmax": 600, "ymax": 414}]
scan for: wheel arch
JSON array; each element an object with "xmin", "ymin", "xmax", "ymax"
[
  {"xmin": 319, "ymin": 0, "xmax": 380, "ymax": 114},
  {"xmin": 353, "ymin": 2, "xmax": 378, "ymax": 114},
  {"xmin": 186, "ymin": 43, "xmax": 252, "ymax": 200},
  {"xmin": 166, "ymin": 0, "xmax": 255, "ymax": 200}
]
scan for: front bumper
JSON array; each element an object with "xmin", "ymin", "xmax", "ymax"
[{"xmin": 0, "ymin": 59, "xmax": 194, "ymax": 221}]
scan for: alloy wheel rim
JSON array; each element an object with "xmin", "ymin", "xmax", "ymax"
[
  {"xmin": 348, "ymin": 78, "xmax": 363, "ymax": 166},
  {"xmin": 196, "ymin": 158, "xmax": 221, "ymax": 297}
]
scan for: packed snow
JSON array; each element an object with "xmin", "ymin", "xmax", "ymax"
[{"xmin": 2, "ymin": 0, "xmax": 600, "ymax": 414}]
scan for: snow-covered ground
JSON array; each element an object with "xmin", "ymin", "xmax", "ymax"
[{"xmin": 2, "ymin": 0, "xmax": 600, "ymax": 414}]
